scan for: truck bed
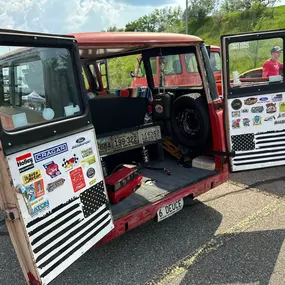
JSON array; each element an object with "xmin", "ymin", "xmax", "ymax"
[{"xmin": 110, "ymin": 158, "xmax": 216, "ymax": 219}]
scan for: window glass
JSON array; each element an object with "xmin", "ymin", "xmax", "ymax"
[
  {"xmin": 228, "ymin": 38, "xmax": 283, "ymax": 88},
  {"xmin": 185, "ymin": 53, "xmax": 199, "ymax": 73},
  {"xmin": 210, "ymin": 52, "xmax": 221, "ymax": 71},
  {"xmin": 82, "ymin": 68, "xmax": 90, "ymax": 90},
  {"xmin": 0, "ymin": 46, "xmax": 81, "ymax": 131},
  {"xmin": 137, "ymin": 57, "xmax": 156, "ymax": 77}
]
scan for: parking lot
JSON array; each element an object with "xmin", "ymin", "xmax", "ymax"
[{"xmin": 1, "ymin": 165, "xmax": 285, "ymax": 285}]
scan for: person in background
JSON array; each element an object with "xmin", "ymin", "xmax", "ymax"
[{"xmin": 262, "ymin": 46, "xmax": 283, "ymax": 78}]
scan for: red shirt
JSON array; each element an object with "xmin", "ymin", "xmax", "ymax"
[{"xmin": 262, "ymin": 59, "xmax": 283, "ymax": 77}]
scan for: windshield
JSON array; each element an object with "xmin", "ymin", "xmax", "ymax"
[
  {"xmin": 0, "ymin": 46, "xmax": 81, "ymax": 131},
  {"xmin": 228, "ymin": 38, "xmax": 284, "ymax": 89}
]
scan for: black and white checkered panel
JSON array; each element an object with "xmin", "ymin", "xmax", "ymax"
[
  {"xmin": 231, "ymin": 133, "xmax": 255, "ymax": 151},
  {"xmin": 80, "ymin": 181, "xmax": 108, "ymax": 218}
]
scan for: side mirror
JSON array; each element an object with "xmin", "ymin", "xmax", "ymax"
[{"xmin": 130, "ymin": 71, "xmax": 135, "ymax": 78}]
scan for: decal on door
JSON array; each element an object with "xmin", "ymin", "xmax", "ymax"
[
  {"xmin": 70, "ymin": 167, "xmax": 86, "ymax": 192},
  {"xmin": 16, "ymin": 153, "xmax": 34, "ymax": 173},
  {"xmin": 22, "ymin": 170, "xmax": 42, "ymax": 185},
  {"xmin": 33, "ymin": 143, "xmax": 68, "ymax": 163}
]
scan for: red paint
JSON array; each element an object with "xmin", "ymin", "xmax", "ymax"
[
  {"xmin": 27, "ymin": 272, "xmax": 41, "ymax": 285},
  {"xmin": 16, "ymin": 153, "xmax": 32, "ymax": 162},
  {"xmin": 70, "ymin": 167, "xmax": 86, "ymax": 192}
]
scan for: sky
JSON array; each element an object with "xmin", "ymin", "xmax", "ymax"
[{"xmin": 0, "ymin": 0, "xmax": 284, "ymax": 35}]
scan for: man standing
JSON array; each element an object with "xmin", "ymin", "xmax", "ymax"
[{"xmin": 262, "ymin": 46, "xmax": 283, "ymax": 78}]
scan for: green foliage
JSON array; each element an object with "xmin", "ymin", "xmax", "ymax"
[{"xmin": 185, "ymin": 0, "xmax": 216, "ymax": 20}]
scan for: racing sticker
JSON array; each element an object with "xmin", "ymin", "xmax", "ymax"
[
  {"xmin": 81, "ymin": 147, "xmax": 93, "ymax": 158},
  {"xmin": 232, "ymin": 119, "xmax": 241, "ymax": 129},
  {"xmin": 244, "ymin": 98, "xmax": 257, "ymax": 105},
  {"xmin": 275, "ymin": 120, "xmax": 285, "ymax": 125},
  {"xmin": 70, "ymin": 167, "xmax": 86, "ymax": 193},
  {"xmin": 16, "ymin": 153, "xmax": 34, "ymax": 173},
  {"xmin": 72, "ymin": 137, "xmax": 91, "ymax": 150},
  {"xmin": 266, "ymin": 103, "xmax": 276, "ymax": 114},
  {"xmin": 29, "ymin": 197, "xmax": 50, "ymax": 216},
  {"xmin": 22, "ymin": 170, "xmax": 42, "ymax": 185},
  {"xmin": 232, "ymin": 111, "xmax": 240, "ymax": 118},
  {"xmin": 258, "ymin": 97, "xmax": 269, "ymax": 103},
  {"xmin": 86, "ymin": 168, "xmax": 95, "ymax": 179},
  {"xmin": 242, "ymin": 118, "xmax": 250, "ymax": 127},
  {"xmin": 241, "ymin": 109, "xmax": 249, "ymax": 113},
  {"xmin": 279, "ymin": 102, "xmax": 285, "ymax": 113},
  {"xmin": 89, "ymin": 179, "xmax": 96, "ymax": 186},
  {"xmin": 81, "ymin": 156, "xmax": 96, "ymax": 168},
  {"xmin": 231, "ymin": 99, "xmax": 242, "ymax": 110},
  {"xmin": 273, "ymin": 94, "xmax": 283, "ymax": 102},
  {"xmin": 253, "ymin": 115, "xmax": 262, "ymax": 126},
  {"xmin": 62, "ymin": 155, "xmax": 79, "ymax": 171},
  {"xmin": 251, "ymin": 106, "xmax": 264, "ymax": 113},
  {"xmin": 264, "ymin": 115, "xmax": 275, "ymax": 122},
  {"xmin": 46, "ymin": 178, "xmax": 65, "ymax": 192},
  {"xmin": 33, "ymin": 143, "xmax": 68, "ymax": 163},
  {"xmin": 43, "ymin": 161, "xmax": 61, "ymax": 178}
]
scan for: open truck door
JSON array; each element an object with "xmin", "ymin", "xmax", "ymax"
[
  {"xmin": 0, "ymin": 30, "xmax": 114, "ymax": 284},
  {"xmin": 221, "ymin": 30, "xmax": 285, "ymax": 171}
]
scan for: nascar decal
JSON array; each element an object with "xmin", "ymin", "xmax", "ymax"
[
  {"xmin": 70, "ymin": 167, "xmax": 86, "ymax": 192},
  {"xmin": 43, "ymin": 161, "xmax": 61, "ymax": 178},
  {"xmin": 47, "ymin": 178, "xmax": 65, "ymax": 192},
  {"xmin": 62, "ymin": 155, "xmax": 79, "ymax": 171},
  {"xmin": 16, "ymin": 153, "xmax": 34, "ymax": 173},
  {"xmin": 33, "ymin": 143, "xmax": 68, "ymax": 163},
  {"xmin": 22, "ymin": 170, "xmax": 42, "ymax": 185}
]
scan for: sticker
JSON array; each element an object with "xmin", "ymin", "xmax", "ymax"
[
  {"xmin": 12, "ymin": 113, "xmax": 28, "ymax": 128},
  {"xmin": 265, "ymin": 115, "xmax": 275, "ymax": 121},
  {"xmin": 232, "ymin": 119, "xmax": 240, "ymax": 129},
  {"xmin": 275, "ymin": 120, "xmax": 285, "ymax": 125},
  {"xmin": 81, "ymin": 155, "xmax": 96, "ymax": 167},
  {"xmin": 34, "ymin": 143, "xmax": 68, "ymax": 163},
  {"xmin": 34, "ymin": 179, "xmax": 45, "ymax": 198},
  {"xmin": 16, "ymin": 153, "xmax": 34, "ymax": 173},
  {"xmin": 72, "ymin": 137, "xmax": 91, "ymax": 149},
  {"xmin": 155, "ymin": 104, "xmax": 163, "ymax": 114},
  {"xmin": 86, "ymin": 168, "xmax": 95, "ymax": 179},
  {"xmin": 278, "ymin": 113, "xmax": 285, "ymax": 118},
  {"xmin": 253, "ymin": 115, "xmax": 262, "ymax": 125},
  {"xmin": 64, "ymin": 105, "xmax": 80, "ymax": 116},
  {"xmin": 62, "ymin": 155, "xmax": 79, "ymax": 171},
  {"xmin": 42, "ymin": 108, "xmax": 55, "ymax": 120},
  {"xmin": 231, "ymin": 111, "xmax": 240, "ymax": 118},
  {"xmin": 279, "ymin": 102, "xmax": 285, "ymax": 112},
  {"xmin": 258, "ymin": 97, "xmax": 269, "ymax": 102},
  {"xmin": 266, "ymin": 103, "xmax": 276, "ymax": 114},
  {"xmin": 231, "ymin": 99, "xmax": 242, "ymax": 110},
  {"xmin": 22, "ymin": 183, "xmax": 37, "ymax": 202},
  {"xmin": 81, "ymin": 147, "xmax": 93, "ymax": 158},
  {"xmin": 273, "ymin": 94, "xmax": 283, "ymax": 102},
  {"xmin": 22, "ymin": 170, "xmax": 42, "ymax": 185},
  {"xmin": 70, "ymin": 167, "xmax": 86, "ymax": 192},
  {"xmin": 241, "ymin": 109, "xmax": 249, "ymax": 113},
  {"xmin": 29, "ymin": 197, "xmax": 50, "ymax": 216},
  {"xmin": 89, "ymin": 179, "xmax": 96, "ymax": 186},
  {"xmin": 244, "ymin": 98, "xmax": 257, "ymax": 105},
  {"xmin": 242, "ymin": 118, "xmax": 250, "ymax": 127},
  {"xmin": 251, "ymin": 106, "xmax": 264, "ymax": 113},
  {"xmin": 47, "ymin": 178, "xmax": 65, "ymax": 192},
  {"xmin": 43, "ymin": 161, "xmax": 61, "ymax": 178}
]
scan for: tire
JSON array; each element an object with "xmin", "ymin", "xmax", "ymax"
[{"xmin": 170, "ymin": 93, "xmax": 211, "ymax": 150}]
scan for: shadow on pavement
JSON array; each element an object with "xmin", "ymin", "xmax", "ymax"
[
  {"xmin": 180, "ymin": 229, "xmax": 285, "ymax": 285},
  {"xmin": 51, "ymin": 202, "xmax": 222, "ymax": 285}
]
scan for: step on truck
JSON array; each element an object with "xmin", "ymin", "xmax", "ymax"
[{"xmin": 0, "ymin": 29, "xmax": 284, "ymax": 284}]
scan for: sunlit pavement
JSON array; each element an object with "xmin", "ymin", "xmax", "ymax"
[{"xmin": 1, "ymin": 166, "xmax": 285, "ymax": 285}]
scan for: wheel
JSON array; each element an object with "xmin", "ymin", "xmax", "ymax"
[{"xmin": 171, "ymin": 93, "xmax": 211, "ymax": 150}]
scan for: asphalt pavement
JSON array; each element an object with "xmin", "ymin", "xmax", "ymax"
[{"xmin": 1, "ymin": 166, "xmax": 285, "ymax": 285}]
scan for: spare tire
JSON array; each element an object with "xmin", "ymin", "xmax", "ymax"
[{"xmin": 171, "ymin": 93, "xmax": 211, "ymax": 150}]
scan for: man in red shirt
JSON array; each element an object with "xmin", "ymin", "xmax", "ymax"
[{"xmin": 262, "ymin": 46, "xmax": 283, "ymax": 78}]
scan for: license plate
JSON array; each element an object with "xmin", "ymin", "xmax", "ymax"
[
  {"xmin": 157, "ymin": 198, "xmax": 184, "ymax": 222},
  {"xmin": 112, "ymin": 131, "xmax": 139, "ymax": 150},
  {"xmin": 97, "ymin": 136, "xmax": 113, "ymax": 155},
  {"xmin": 138, "ymin": 126, "xmax": 161, "ymax": 144}
]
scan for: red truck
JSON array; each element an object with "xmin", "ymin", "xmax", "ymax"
[{"xmin": 0, "ymin": 29, "xmax": 284, "ymax": 285}]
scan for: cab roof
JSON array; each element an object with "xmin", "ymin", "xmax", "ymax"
[{"xmin": 72, "ymin": 32, "xmax": 204, "ymax": 59}]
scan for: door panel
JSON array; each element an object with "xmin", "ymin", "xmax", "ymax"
[{"xmin": 221, "ymin": 30, "xmax": 285, "ymax": 171}]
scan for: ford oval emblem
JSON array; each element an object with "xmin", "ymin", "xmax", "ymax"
[
  {"xmin": 259, "ymin": 97, "xmax": 268, "ymax": 102},
  {"xmin": 76, "ymin": 137, "xmax": 85, "ymax": 144}
]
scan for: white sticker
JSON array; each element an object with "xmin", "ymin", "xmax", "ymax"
[
  {"xmin": 64, "ymin": 105, "xmax": 80, "ymax": 116},
  {"xmin": 12, "ymin": 113, "xmax": 28, "ymax": 128},
  {"xmin": 42, "ymin": 108, "xmax": 55, "ymax": 120}
]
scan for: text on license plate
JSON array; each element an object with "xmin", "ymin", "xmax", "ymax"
[
  {"xmin": 157, "ymin": 198, "xmax": 184, "ymax": 222},
  {"xmin": 112, "ymin": 132, "xmax": 139, "ymax": 150}
]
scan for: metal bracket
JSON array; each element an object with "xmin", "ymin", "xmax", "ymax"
[{"xmin": 0, "ymin": 208, "xmax": 19, "ymax": 221}]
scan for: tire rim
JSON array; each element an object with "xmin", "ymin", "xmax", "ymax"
[{"xmin": 176, "ymin": 108, "xmax": 200, "ymax": 138}]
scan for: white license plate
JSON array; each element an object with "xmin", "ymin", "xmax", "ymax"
[
  {"xmin": 112, "ymin": 131, "xmax": 139, "ymax": 150},
  {"xmin": 157, "ymin": 198, "xmax": 184, "ymax": 222},
  {"xmin": 97, "ymin": 136, "xmax": 113, "ymax": 155},
  {"xmin": 138, "ymin": 126, "xmax": 161, "ymax": 144}
]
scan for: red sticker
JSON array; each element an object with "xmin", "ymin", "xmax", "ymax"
[
  {"xmin": 70, "ymin": 167, "xmax": 86, "ymax": 192},
  {"xmin": 34, "ymin": 179, "xmax": 45, "ymax": 198}
]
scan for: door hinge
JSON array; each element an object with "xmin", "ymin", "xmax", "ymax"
[
  {"xmin": 212, "ymin": 150, "xmax": 236, "ymax": 157},
  {"xmin": 0, "ymin": 208, "xmax": 19, "ymax": 221}
]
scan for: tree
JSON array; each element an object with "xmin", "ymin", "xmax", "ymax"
[
  {"xmin": 102, "ymin": 25, "xmax": 124, "ymax": 32},
  {"xmin": 184, "ymin": 0, "xmax": 216, "ymax": 21},
  {"xmin": 221, "ymin": 0, "xmax": 280, "ymax": 12}
]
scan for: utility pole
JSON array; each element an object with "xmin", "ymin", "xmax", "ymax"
[{"xmin": 185, "ymin": 0, "xmax": 188, "ymax": 34}]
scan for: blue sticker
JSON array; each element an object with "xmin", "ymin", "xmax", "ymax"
[
  {"xmin": 259, "ymin": 97, "xmax": 268, "ymax": 102},
  {"xmin": 34, "ymin": 143, "xmax": 68, "ymax": 163}
]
